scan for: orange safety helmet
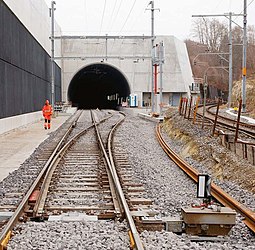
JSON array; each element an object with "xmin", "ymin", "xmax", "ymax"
[{"xmin": 45, "ymin": 100, "xmax": 50, "ymax": 105}]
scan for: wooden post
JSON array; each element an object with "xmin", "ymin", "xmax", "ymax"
[
  {"xmin": 187, "ymin": 96, "xmax": 193, "ymax": 120},
  {"xmin": 252, "ymin": 146, "xmax": 255, "ymax": 165},
  {"xmin": 234, "ymin": 99, "xmax": 242, "ymax": 142},
  {"xmin": 193, "ymin": 96, "xmax": 200, "ymax": 124},
  {"xmin": 212, "ymin": 98, "xmax": 221, "ymax": 136},
  {"xmin": 181, "ymin": 98, "xmax": 185, "ymax": 115},
  {"xmin": 179, "ymin": 97, "xmax": 182, "ymax": 115},
  {"xmin": 184, "ymin": 98, "xmax": 188, "ymax": 118}
]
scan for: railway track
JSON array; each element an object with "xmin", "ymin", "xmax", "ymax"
[
  {"xmin": 31, "ymin": 110, "xmax": 117, "ymax": 220},
  {"xmin": 1, "ymin": 110, "xmax": 154, "ymax": 250},
  {"xmin": 1, "ymin": 109, "xmax": 255, "ymax": 249},
  {"xmin": 0, "ymin": 111, "xmax": 82, "ymax": 218},
  {"xmin": 156, "ymin": 123, "xmax": 255, "ymax": 234},
  {"xmin": 0, "ymin": 110, "xmax": 85, "ymax": 246},
  {"xmin": 207, "ymin": 104, "xmax": 255, "ymax": 129},
  {"xmin": 196, "ymin": 103, "xmax": 255, "ymax": 139}
]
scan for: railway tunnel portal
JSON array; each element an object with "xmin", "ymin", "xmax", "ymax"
[{"xmin": 68, "ymin": 63, "xmax": 130, "ymax": 109}]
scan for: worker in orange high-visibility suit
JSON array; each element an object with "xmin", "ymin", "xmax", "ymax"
[{"xmin": 42, "ymin": 100, "xmax": 53, "ymax": 129}]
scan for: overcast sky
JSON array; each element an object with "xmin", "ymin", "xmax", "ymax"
[{"xmin": 45, "ymin": 0, "xmax": 255, "ymax": 40}]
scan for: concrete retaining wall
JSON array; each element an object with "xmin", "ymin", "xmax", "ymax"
[{"xmin": 0, "ymin": 111, "xmax": 42, "ymax": 135}]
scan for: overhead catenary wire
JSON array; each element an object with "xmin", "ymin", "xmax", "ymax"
[
  {"xmin": 99, "ymin": 0, "xmax": 107, "ymax": 35},
  {"xmin": 108, "ymin": 0, "xmax": 124, "ymax": 33},
  {"xmin": 248, "ymin": 0, "xmax": 255, "ymax": 7},
  {"xmin": 94, "ymin": 0, "xmax": 107, "ymax": 57},
  {"xmin": 84, "ymin": 0, "xmax": 88, "ymax": 33},
  {"xmin": 211, "ymin": 0, "xmax": 224, "ymax": 12},
  {"xmin": 106, "ymin": 0, "xmax": 118, "ymax": 31},
  {"xmin": 128, "ymin": 0, "xmax": 149, "ymax": 33},
  {"xmin": 233, "ymin": 0, "xmax": 254, "ymax": 22},
  {"xmin": 119, "ymin": 0, "xmax": 137, "ymax": 34}
]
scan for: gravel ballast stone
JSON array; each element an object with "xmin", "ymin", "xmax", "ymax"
[{"xmin": 4, "ymin": 109, "xmax": 255, "ymax": 249}]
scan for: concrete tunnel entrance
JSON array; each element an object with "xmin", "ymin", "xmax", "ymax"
[{"xmin": 68, "ymin": 63, "xmax": 130, "ymax": 109}]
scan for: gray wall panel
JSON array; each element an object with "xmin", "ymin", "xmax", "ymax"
[
  {"xmin": 0, "ymin": 62, "xmax": 5, "ymax": 118},
  {"xmin": 0, "ymin": 1, "xmax": 61, "ymax": 119}
]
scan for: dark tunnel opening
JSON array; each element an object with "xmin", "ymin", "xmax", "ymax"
[{"xmin": 68, "ymin": 63, "xmax": 130, "ymax": 109}]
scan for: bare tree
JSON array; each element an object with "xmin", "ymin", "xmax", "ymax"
[
  {"xmin": 232, "ymin": 26, "xmax": 243, "ymax": 80},
  {"xmin": 247, "ymin": 26, "xmax": 255, "ymax": 75},
  {"xmin": 189, "ymin": 17, "xmax": 255, "ymax": 102},
  {"xmin": 192, "ymin": 18, "xmax": 228, "ymax": 52}
]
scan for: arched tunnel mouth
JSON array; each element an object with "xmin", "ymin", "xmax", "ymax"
[{"xmin": 68, "ymin": 63, "xmax": 130, "ymax": 109}]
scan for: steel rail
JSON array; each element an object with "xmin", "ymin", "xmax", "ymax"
[
  {"xmin": 197, "ymin": 110, "xmax": 255, "ymax": 140},
  {"xmin": 91, "ymin": 111, "xmax": 124, "ymax": 213},
  {"xmin": 107, "ymin": 112, "xmax": 145, "ymax": 250},
  {"xmin": 198, "ymin": 103, "xmax": 255, "ymax": 131},
  {"xmin": 196, "ymin": 104, "xmax": 255, "ymax": 139},
  {"xmin": 34, "ymin": 126, "xmax": 94, "ymax": 215},
  {"xmin": 91, "ymin": 111, "xmax": 125, "ymax": 217},
  {"xmin": 92, "ymin": 111, "xmax": 145, "ymax": 250},
  {"xmin": 206, "ymin": 104, "xmax": 255, "ymax": 129},
  {"xmin": 156, "ymin": 124, "xmax": 255, "ymax": 233},
  {"xmin": 34, "ymin": 111, "xmax": 113, "ymax": 216},
  {"xmin": 0, "ymin": 110, "xmax": 83, "ymax": 245}
]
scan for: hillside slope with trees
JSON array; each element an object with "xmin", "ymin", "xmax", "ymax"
[{"xmin": 186, "ymin": 18, "xmax": 255, "ymax": 116}]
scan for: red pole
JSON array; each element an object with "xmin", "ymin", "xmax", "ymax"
[{"xmin": 154, "ymin": 64, "xmax": 158, "ymax": 94}]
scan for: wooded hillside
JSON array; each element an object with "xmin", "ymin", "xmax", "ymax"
[{"xmin": 186, "ymin": 18, "xmax": 255, "ymax": 115}]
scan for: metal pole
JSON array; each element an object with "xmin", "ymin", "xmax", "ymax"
[
  {"xmin": 51, "ymin": 1, "xmax": 56, "ymax": 108},
  {"xmin": 159, "ymin": 41, "xmax": 163, "ymax": 116},
  {"xmin": 192, "ymin": 13, "xmax": 243, "ymax": 110},
  {"xmin": 242, "ymin": 0, "xmax": 247, "ymax": 112},
  {"xmin": 105, "ymin": 34, "xmax": 108, "ymax": 61},
  {"xmin": 154, "ymin": 64, "xmax": 158, "ymax": 94},
  {"xmin": 151, "ymin": 0, "xmax": 155, "ymax": 112},
  {"xmin": 202, "ymin": 74, "xmax": 207, "ymax": 129},
  {"xmin": 228, "ymin": 12, "xmax": 233, "ymax": 109}
]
